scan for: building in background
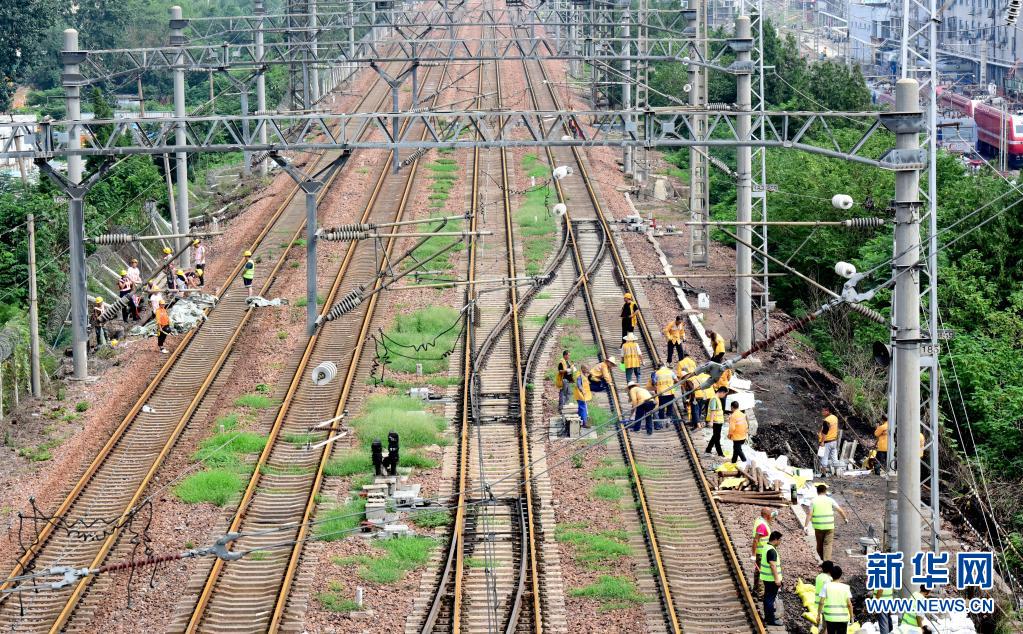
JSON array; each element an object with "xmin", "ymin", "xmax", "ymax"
[{"xmin": 847, "ymin": 0, "xmax": 891, "ymax": 68}]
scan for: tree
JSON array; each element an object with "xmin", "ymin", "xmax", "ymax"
[{"xmin": 0, "ymin": 0, "xmax": 60, "ymax": 110}]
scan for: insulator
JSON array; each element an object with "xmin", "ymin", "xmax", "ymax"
[
  {"xmin": 91, "ymin": 233, "xmax": 136, "ymax": 245},
  {"xmin": 320, "ymin": 285, "xmax": 366, "ymax": 323},
  {"xmin": 98, "ymin": 296, "xmax": 131, "ymax": 323},
  {"xmin": 842, "ymin": 217, "xmax": 885, "ymax": 229},
  {"xmin": 401, "ymin": 148, "xmax": 429, "ymax": 166},
  {"xmin": 319, "ymin": 229, "xmax": 370, "ymax": 241},
  {"xmin": 321, "ymin": 223, "xmax": 372, "ymax": 235},
  {"xmin": 845, "ymin": 302, "xmax": 885, "ymax": 325}
]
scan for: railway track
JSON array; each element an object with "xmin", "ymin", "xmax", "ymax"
[
  {"xmin": 169, "ymin": 54, "xmax": 469, "ymax": 633},
  {"xmin": 0, "ymin": 41, "xmax": 430, "ymax": 634},
  {"xmin": 520, "ymin": 47, "xmax": 766, "ymax": 633}
]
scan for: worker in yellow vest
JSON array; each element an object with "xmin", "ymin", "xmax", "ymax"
[
  {"xmin": 874, "ymin": 414, "xmax": 890, "ymax": 474},
  {"xmin": 675, "ymin": 355, "xmax": 696, "ymax": 379},
  {"xmin": 759, "ymin": 530, "xmax": 784, "ymax": 626},
  {"xmin": 242, "ymin": 249, "xmax": 255, "ymax": 296},
  {"xmin": 555, "ymin": 349, "xmax": 576, "ymax": 409},
  {"xmin": 693, "ymin": 372, "xmax": 713, "ymax": 428},
  {"xmin": 713, "ymin": 366, "xmax": 733, "ymax": 397},
  {"xmin": 707, "ymin": 329, "xmax": 726, "ymax": 362},
  {"xmin": 873, "ymin": 585, "xmax": 895, "ymax": 634},
  {"xmin": 803, "ymin": 483, "xmax": 849, "ymax": 561},
  {"xmin": 588, "ymin": 357, "xmax": 616, "ymax": 393},
  {"xmin": 727, "ymin": 401, "xmax": 749, "ymax": 463},
  {"xmin": 652, "ymin": 363, "xmax": 679, "ymax": 429},
  {"xmin": 663, "ymin": 315, "xmax": 686, "ymax": 363},
  {"xmin": 704, "ymin": 386, "xmax": 726, "ymax": 456},
  {"xmin": 899, "ymin": 587, "xmax": 930, "ymax": 633},
  {"xmin": 751, "ymin": 507, "xmax": 775, "ymax": 598},
  {"xmin": 818, "ymin": 407, "xmax": 840, "ymax": 476},
  {"xmin": 621, "ymin": 333, "xmax": 642, "ymax": 384},
  {"xmin": 814, "ymin": 560, "xmax": 834, "ymax": 601},
  {"xmin": 628, "ymin": 380, "xmax": 656, "ymax": 435},
  {"xmin": 816, "ymin": 564, "xmax": 854, "ymax": 634},
  {"xmin": 574, "ymin": 366, "xmax": 592, "ymax": 428},
  {"xmin": 621, "ymin": 292, "xmax": 639, "ymax": 339}
]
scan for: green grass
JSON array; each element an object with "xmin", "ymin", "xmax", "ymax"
[
  {"xmin": 174, "ymin": 469, "xmax": 244, "ymax": 506},
  {"xmin": 214, "ymin": 413, "xmax": 240, "ymax": 431},
  {"xmin": 404, "ymin": 216, "xmax": 460, "ymax": 274},
  {"xmin": 410, "ymin": 508, "xmax": 452, "ymax": 528},
  {"xmin": 284, "ymin": 432, "xmax": 318, "ymax": 446},
  {"xmin": 378, "ymin": 307, "xmax": 462, "ymax": 374},
  {"xmin": 352, "ymin": 395, "xmax": 448, "ymax": 449},
  {"xmin": 316, "ymin": 498, "xmax": 367, "ymax": 542},
  {"xmin": 525, "ymin": 315, "xmax": 548, "ymax": 326},
  {"xmin": 356, "ymin": 536, "xmax": 438, "ymax": 584},
  {"xmin": 193, "ymin": 431, "xmax": 267, "ymax": 468},
  {"xmin": 294, "ymin": 294, "xmax": 325, "ymax": 307},
  {"xmin": 318, "ymin": 581, "xmax": 361, "ymax": 612},
  {"xmin": 325, "ymin": 452, "xmax": 374, "ymax": 476},
  {"xmin": 234, "ymin": 394, "xmax": 277, "ymax": 409},
  {"xmin": 18, "ymin": 445, "xmax": 53, "ymax": 462},
  {"xmin": 557, "ymin": 317, "xmax": 581, "ymax": 327},
  {"xmin": 592, "ymin": 482, "xmax": 625, "ymax": 501},
  {"xmin": 559, "ymin": 333, "xmax": 598, "ymax": 363},
  {"xmin": 591, "ymin": 463, "xmax": 660, "ymax": 481},
  {"xmin": 75, "ymin": 400, "xmax": 90, "ymax": 412},
  {"xmin": 587, "ymin": 404, "xmax": 615, "ymax": 431},
  {"xmin": 371, "ymin": 375, "xmax": 463, "ymax": 390},
  {"xmin": 522, "ymin": 153, "xmax": 550, "ymax": 178},
  {"xmin": 536, "ymin": 291, "xmax": 552, "ymax": 300},
  {"xmin": 400, "ymin": 452, "xmax": 439, "ymax": 469},
  {"xmin": 465, "ymin": 557, "xmax": 489, "ymax": 569},
  {"xmin": 247, "ymin": 551, "xmax": 269, "ymax": 561},
  {"xmin": 556, "ymin": 526, "xmax": 630, "ymax": 564},
  {"xmin": 568, "ymin": 575, "xmax": 649, "ymax": 611}
]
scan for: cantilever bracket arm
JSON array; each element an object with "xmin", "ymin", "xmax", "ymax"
[{"xmin": 34, "ymin": 157, "xmax": 116, "ymax": 198}]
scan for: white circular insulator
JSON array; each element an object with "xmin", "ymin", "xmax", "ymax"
[
  {"xmin": 553, "ymin": 203, "xmax": 567, "ymax": 217},
  {"xmin": 561, "ymin": 135, "xmax": 572, "ymax": 141},
  {"xmin": 835, "ymin": 261, "xmax": 857, "ymax": 279},
  {"xmin": 552, "ymin": 165, "xmax": 573, "ymax": 180},
  {"xmin": 831, "ymin": 194, "xmax": 854, "ymax": 210},
  {"xmin": 311, "ymin": 361, "xmax": 337, "ymax": 386},
  {"xmin": 683, "ymin": 83, "xmax": 692, "ymax": 93}
]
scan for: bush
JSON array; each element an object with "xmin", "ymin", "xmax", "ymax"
[{"xmin": 75, "ymin": 401, "xmax": 90, "ymax": 412}]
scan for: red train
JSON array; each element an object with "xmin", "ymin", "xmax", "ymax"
[{"xmin": 939, "ymin": 90, "xmax": 1023, "ymax": 167}]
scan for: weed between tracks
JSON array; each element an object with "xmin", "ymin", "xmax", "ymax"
[
  {"xmin": 555, "ymin": 523, "xmax": 630, "ymax": 567},
  {"xmin": 517, "ymin": 154, "xmax": 557, "ymax": 275},
  {"xmin": 568, "ymin": 575, "xmax": 650, "ymax": 611},
  {"xmin": 376, "ymin": 306, "xmax": 462, "ymax": 375},
  {"xmin": 351, "ymin": 395, "xmax": 448, "ymax": 448}
]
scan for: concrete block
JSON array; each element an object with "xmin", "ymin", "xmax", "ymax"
[
  {"xmin": 365, "ymin": 501, "xmax": 387, "ymax": 522},
  {"xmin": 381, "ymin": 523, "xmax": 411, "ymax": 539}
]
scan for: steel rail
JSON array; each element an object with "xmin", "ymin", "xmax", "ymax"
[
  {"xmin": 37, "ymin": 58, "xmax": 417, "ymax": 634},
  {"xmin": 528, "ymin": 49, "xmax": 766, "ymax": 634},
  {"xmin": 183, "ymin": 56, "xmax": 455, "ymax": 633},
  {"xmin": 0, "ymin": 58, "xmax": 403, "ymax": 632}
]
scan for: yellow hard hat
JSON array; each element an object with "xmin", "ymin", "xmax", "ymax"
[
  {"xmin": 120, "ymin": 269, "xmax": 127, "ymax": 276},
  {"xmin": 243, "ymin": 250, "xmax": 252, "ymax": 257},
  {"xmin": 176, "ymin": 268, "xmax": 184, "ymax": 275},
  {"xmin": 163, "ymin": 247, "xmax": 172, "ymax": 255},
  {"xmin": 110, "ymin": 339, "xmax": 119, "ymax": 347},
  {"xmin": 193, "ymin": 239, "xmax": 200, "ymax": 246},
  {"xmin": 95, "ymin": 297, "xmax": 103, "ymax": 304},
  {"xmin": 196, "ymin": 267, "xmax": 203, "ymax": 274}
]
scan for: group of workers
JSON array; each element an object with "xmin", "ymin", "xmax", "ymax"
[{"xmin": 89, "ymin": 239, "xmax": 229, "ymax": 353}]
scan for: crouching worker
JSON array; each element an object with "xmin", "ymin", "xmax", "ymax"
[
  {"xmin": 588, "ymin": 356, "xmax": 616, "ymax": 393},
  {"xmin": 628, "ymin": 380, "xmax": 656, "ymax": 435}
]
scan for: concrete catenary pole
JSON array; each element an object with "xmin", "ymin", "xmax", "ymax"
[
  {"xmin": 622, "ymin": 11, "xmax": 633, "ymax": 175},
  {"xmin": 894, "ymin": 77, "xmax": 922, "ymax": 591},
  {"xmin": 64, "ymin": 29, "xmax": 89, "ymax": 380},
  {"xmin": 27, "ymin": 214, "xmax": 41, "ymax": 397},
  {"xmin": 309, "ymin": 0, "xmax": 320, "ymax": 104},
  {"xmin": 304, "ymin": 185, "xmax": 320, "ymax": 334},
  {"xmin": 171, "ymin": 6, "xmax": 191, "ymax": 268},
  {"xmin": 255, "ymin": 0, "xmax": 268, "ymax": 177},
  {"xmin": 735, "ymin": 16, "xmax": 753, "ymax": 352}
]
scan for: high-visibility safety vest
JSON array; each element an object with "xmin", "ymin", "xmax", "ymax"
[
  {"xmin": 753, "ymin": 517, "xmax": 771, "ymax": 561},
  {"xmin": 712, "ymin": 333, "xmax": 726, "ymax": 356},
  {"xmin": 707, "ymin": 396, "xmax": 724, "ymax": 423},
  {"xmin": 589, "ymin": 364, "xmax": 609, "ymax": 383},
  {"xmin": 556, "ymin": 359, "xmax": 573, "ymax": 388},
  {"xmin": 676, "ymin": 356, "xmax": 696, "ymax": 377},
  {"xmin": 622, "ymin": 300, "xmax": 638, "ymax": 326},
  {"xmin": 629, "ymin": 386, "xmax": 653, "ymax": 407},
  {"xmin": 759, "ymin": 544, "xmax": 781, "ymax": 582},
  {"xmin": 728, "ymin": 411, "xmax": 749, "ymax": 440},
  {"xmin": 811, "ymin": 495, "xmax": 836, "ymax": 530},
  {"xmin": 694, "ymin": 373, "xmax": 713, "ymax": 399},
  {"xmin": 155, "ymin": 307, "xmax": 171, "ymax": 328},
  {"xmin": 821, "ymin": 414, "xmax": 839, "ymax": 442},
  {"xmin": 622, "ymin": 341, "xmax": 642, "ymax": 368},
  {"xmin": 822, "ymin": 581, "xmax": 852, "ymax": 623},
  {"xmin": 243, "ymin": 259, "xmax": 255, "ymax": 280},
  {"xmin": 901, "ymin": 591, "xmax": 926, "ymax": 627},
  {"xmin": 814, "ymin": 572, "xmax": 833, "ymax": 598},
  {"xmin": 574, "ymin": 373, "xmax": 592, "ymax": 401},
  {"xmin": 714, "ymin": 368, "xmax": 733, "ymax": 391},
  {"xmin": 663, "ymin": 321, "xmax": 686, "ymax": 343},
  {"xmin": 875, "ymin": 421, "xmax": 889, "ymax": 452},
  {"xmin": 654, "ymin": 367, "xmax": 676, "ymax": 395}
]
